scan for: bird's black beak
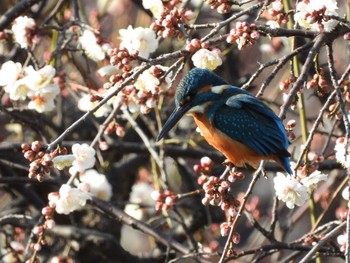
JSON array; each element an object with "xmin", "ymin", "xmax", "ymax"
[{"xmin": 157, "ymin": 103, "xmax": 192, "ymax": 141}]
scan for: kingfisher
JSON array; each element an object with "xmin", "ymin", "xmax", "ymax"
[{"xmin": 157, "ymin": 68, "xmax": 292, "ymax": 174}]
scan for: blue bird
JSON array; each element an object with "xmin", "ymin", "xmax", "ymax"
[{"xmin": 157, "ymin": 68, "xmax": 292, "ymax": 174}]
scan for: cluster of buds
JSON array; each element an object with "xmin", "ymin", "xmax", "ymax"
[
  {"xmin": 150, "ymin": 8, "xmax": 194, "ymax": 38},
  {"xmin": 226, "ymin": 22, "xmax": 260, "ymax": 50},
  {"xmin": 219, "ymin": 221, "xmax": 240, "ymax": 243},
  {"xmin": 266, "ymin": 0, "xmax": 288, "ymax": 25},
  {"xmin": 27, "ymin": 198, "xmax": 57, "ymax": 260},
  {"xmin": 22, "ymin": 141, "xmax": 67, "ymax": 181},
  {"xmin": 279, "ymin": 76, "xmax": 296, "ymax": 92},
  {"xmin": 285, "ymin": 119, "xmax": 296, "ymax": 141},
  {"xmin": 205, "ymin": 0, "xmax": 232, "ymax": 14},
  {"xmin": 185, "ymin": 38, "xmax": 209, "ymax": 53},
  {"xmin": 199, "ymin": 175, "xmax": 240, "ymax": 217},
  {"xmin": 133, "ymin": 65, "xmax": 170, "ymax": 114},
  {"xmin": 104, "ymin": 120, "xmax": 126, "ymax": 137},
  {"xmin": 193, "ymin": 156, "xmax": 214, "ymax": 175},
  {"xmin": 297, "ymin": 2, "xmax": 328, "ymax": 31},
  {"xmin": 152, "ymin": 189, "xmax": 177, "ymax": 211},
  {"xmin": 108, "ymin": 47, "xmax": 138, "ymax": 73},
  {"xmin": 306, "ymin": 69, "xmax": 332, "ymax": 96}
]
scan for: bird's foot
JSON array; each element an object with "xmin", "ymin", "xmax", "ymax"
[{"xmin": 223, "ymin": 159, "xmax": 235, "ymax": 169}]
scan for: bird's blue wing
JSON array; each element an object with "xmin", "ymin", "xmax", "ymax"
[{"xmin": 209, "ymin": 87, "xmax": 290, "ymax": 158}]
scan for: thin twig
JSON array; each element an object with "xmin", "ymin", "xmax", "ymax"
[
  {"xmin": 299, "ymin": 221, "xmax": 346, "ymax": 263},
  {"xmin": 219, "ymin": 169, "xmax": 262, "ymax": 262}
]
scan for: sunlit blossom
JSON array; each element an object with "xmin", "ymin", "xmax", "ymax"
[
  {"xmin": 299, "ymin": 170, "xmax": 328, "ymax": 190},
  {"xmin": 55, "ymin": 184, "xmax": 91, "ymax": 215},
  {"xmin": 134, "ymin": 66, "xmax": 171, "ymax": 94},
  {"xmin": 11, "ymin": 16, "xmax": 36, "ymax": 48},
  {"xmin": 192, "ymin": 48, "xmax": 222, "ymax": 71},
  {"xmin": 274, "ymin": 172, "xmax": 309, "ymax": 209},
  {"xmin": 71, "ymin": 143, "xmax": 96, "ymax": 172},
  {"xmin": 52, "ymin": 154, "xmax": 75, "ymax": 170},
  {"xmin": 294, "ymin": 0, "xmax": 339, "ymax": 32},
  {"xmin": 79, "ymin": 30, "xmax": 105, "ymax": 62},
  {"xmin": 0, "ymin": 61, "xmax": 29, "ymax": 101},
  {"xmin": 119, "ymin": 26, "xmax": 158, "ymax": 58},
  {"xmin": 79, "ymin": 169, "xmax": 113, "ymax": 201},
  {"xmin": 337, "ymin": 233, "xmax": 347, "ymax": 253},
  {"xmin": 22, "ymin": 65, "xmax": 60, "ymax": 112}
]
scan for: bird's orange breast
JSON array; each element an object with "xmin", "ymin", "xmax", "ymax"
[{"xmin": 191, "ymin": 113, "xmax": 278, "ymax": 169}]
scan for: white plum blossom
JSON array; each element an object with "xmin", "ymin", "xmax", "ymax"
[
  {"xmin": 11, "ymin": 16, "xmax": 36, "ymax": 48},
  {"xmin": 79, "ymin": 169, "xmax": 112, "ymax": 201},
  {"xmin": 71, "ymin": 143, "xmax": 96, "ymax": 172},
  {"xmin": 25, "ymin": 65, "xmax": 60, "ymax": 113},
  {"xmin": 334, "ymin": 137, "xmax": 350, "ymax": 168},
  {"xmin": 142, "ymin": 0, "xmax": 164, "ymax": 18},
  {"xmin": 0, "ymin": 61, "xmax": 22, "ymax": 91},
  {"xmin": 0, "ymin": 61, "xmax": 29, "ymax": 101},
  {"xmin": 274, "ymin": 172, "xmax": 309, "ymax": 209},
  {"xmin": 78, "ymin": 93, "xmax": 111, "ymax": 117},
  {"xmin": 300, "ymin": 170, "xmax": 328, "ymax": 190},
  {"xmin": 337, "ymin": 233, "xmax": 347, "ymax": 253},
  {"xmin": 192, "ymin": 48, "xmax": 223, "ymax": 71},
  {"xmin": 79, "ymin": 30, "xmax": 105, "ymax": 62},
  {"xmin": 119, "ymin": 26, "xmax": 158, "ymax": 58},
  {"xmin": 134, "ymin": 66, "xmax": 171, "ymax": 94},
  {"xmin": 55, "ymin": 184, "xmax": 91, "ymax": 215},
  {"xmin": 294, "ymin": 0, "xmax": 339, "ymax": 32},
  {"xmin": 52, "ymin": 154, "xmax": 75, "ymax": 170},
  {"xmin": 124, "ymin": 182, "xmax": 155, "ymax": 220}
]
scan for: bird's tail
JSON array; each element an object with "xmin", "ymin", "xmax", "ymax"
[{"xmin": 277, "ymin": 156, "xmax": 293, "ymax": 175}]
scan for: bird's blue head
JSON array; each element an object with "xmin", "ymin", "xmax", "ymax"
[
  {"xmin": 175, "ymin": 68, "xmax": 227, "ymax": 107},
  {"xmin": 157, "ymin": 68, "xmax": 227, "ymax": 141}
]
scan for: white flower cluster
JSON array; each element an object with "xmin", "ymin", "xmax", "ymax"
[
  {"xmin": 51, "ymin": 144, "xmax": 113, "ymax": 214},
  {"xmin": 52, "ymin": 143, "xmax": 96, "ymax": 172},
  {"xmin": 294, "ymin": 0, "xmax": 339, "ymax": 32},
  {"xmin": 191, "ymin": 48, "xmax": 223, "ymax": 71},
  {"xmin": 79, "ymin": 169, "xmax": 113, "ymax": 201},
  {"xmin": 78, "ymin": 30, "xmax": 106, "ymax": 62},
  {"xmin": 334, "ymin": 137, "xmax": 350, "ymax": 168},
  {"xmin": 11, "ymin": 16, "xmax": 36, "ymax": 48},
  {"xmin": 0, "ymin": 61, "xmax": 60, "ymax": 113},
  {"xmin": 273, "ymin": 168, "xmax": 328, "ymax": 209},
  {"xmin": 55, "ymin": 184, "xmax": 91, "ymax": 215},
  {"xmin": 119, "ymin": 26, "xmax": 159, "ymax": 58}
]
